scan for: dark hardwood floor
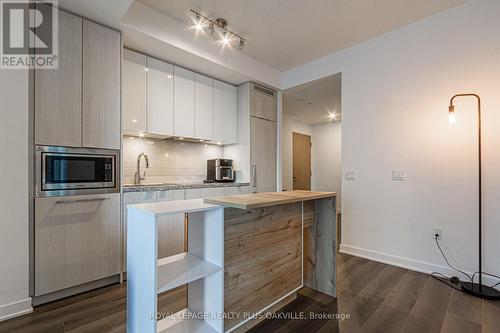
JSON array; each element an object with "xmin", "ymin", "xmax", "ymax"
[{"xmin": 1, "ymin": 254, "xmax": 499, "ymax": 333}]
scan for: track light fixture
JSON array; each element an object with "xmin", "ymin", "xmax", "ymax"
[{"xmin": 190, "ymin": 9, "xmax": 246, "ymax": 50}]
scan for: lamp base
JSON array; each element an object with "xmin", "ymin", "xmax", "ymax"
[{"xmin": 461, "ymin": 282, "xmax": 500, "ymax": 300}]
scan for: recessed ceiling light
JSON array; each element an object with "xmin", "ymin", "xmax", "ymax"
[
  {"xmin": 307, "ymin": 102, "xmax": 313, "ymax": 105},
  {"xmin": 217, "ymin": 141, "xmax": 222, "ymax": 145}
]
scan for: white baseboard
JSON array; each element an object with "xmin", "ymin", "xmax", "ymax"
[
  {"xmin": 0, "ymin": 298, "xmax": 32, "ymax": 322},
  {"xmin": 339, "ymin": 244, "xmax": 499, "ymax": 286}
]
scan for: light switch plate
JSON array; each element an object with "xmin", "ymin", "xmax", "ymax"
[
  {"xmin": 392, "ymin": 170, "xmax": 406, "ymax": 181},
  {"xmin": 345, "ymin": 171, "xmax": 356, "ymax": 181}
]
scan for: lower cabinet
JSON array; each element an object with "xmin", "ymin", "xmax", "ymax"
[
  {"xmin": 122, "ymin": 191, "xmax": 156, "ymax": 272},
  {"xmin": 184, "ymin": 187, "xmax": 227, "ymax": 199},
  {"xmin": 157, "ymin": 190, "xmax": 185, "ymax": 259},
  {"xmin": 225, "ymin": 186, "xmax": 251, "ymax": 196},
  {"xmin": 34, "ymin": 193, "xmax": 120, "ymax": 296}
]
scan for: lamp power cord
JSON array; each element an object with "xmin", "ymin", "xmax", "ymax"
[{"xmin": 431, "ymin": 235, "xmax": 500, "ymax": 291}]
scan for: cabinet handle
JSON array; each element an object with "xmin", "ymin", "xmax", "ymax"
[
  {"xmin": 56, "ymin": 198, "xmax": 108, "ymax": 204},
  {"xmin": 251, "ymin": 164, "xmax": 257, "ymax": 192}
]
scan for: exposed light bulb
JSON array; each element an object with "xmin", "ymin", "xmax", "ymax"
[
  {"xmin": 448, "ymin": 105, "xmax": 456, "ymax": 124},
  {"xmin": 449, "ymin": 112, "xmax": 457, "ymax": 124},
  {"xmin": 194, "ymin": 13, "xmax": 204, "ymax": 32},
  {"xmin": 221, "ymin": 31, "xmax": 230, "ymax": 45}
]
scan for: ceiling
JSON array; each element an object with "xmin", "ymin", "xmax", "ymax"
[
  {"xmin": 283, "ymin": 72, "xmax": 341, "ymax": 125},
  {"xmin": 139, "ymin": 0, "xmax": 468, "ymax": 71}
]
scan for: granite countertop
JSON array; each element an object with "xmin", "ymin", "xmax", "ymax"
[{"xmin": 123, "ymin": 182, "xmax": 250, "ymax": 193}]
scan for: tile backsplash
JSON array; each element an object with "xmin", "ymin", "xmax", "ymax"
[{"xmin": 122, "ymin": 136, "xmax": 223, "ymax": 185}]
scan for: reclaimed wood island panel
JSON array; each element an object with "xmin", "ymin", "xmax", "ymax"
[{"xmin": 204, "ymin": 190, "xmax": 337, "ymax": 332}]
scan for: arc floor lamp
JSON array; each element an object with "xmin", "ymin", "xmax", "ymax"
[{"xmin": 448, "ymin": 93, "xmax": 500, "ymax": 299}]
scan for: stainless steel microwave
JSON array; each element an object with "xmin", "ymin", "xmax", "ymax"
[{"xmin": 35, "ymin": 146, "xmax": 120, "ymax": 197}]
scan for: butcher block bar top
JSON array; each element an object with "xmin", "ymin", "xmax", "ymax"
[{"xmin": 203, "ymin": 190, "xmax": 336, "ymax": 209}]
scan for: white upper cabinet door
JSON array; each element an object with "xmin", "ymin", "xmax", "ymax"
[
  {"xmin": 148, "ymin": 57, "xmax": 174, "ymax": 136},
  {"xmin": 82, "ymin": 20, "xmax": 121, "ymax": 149},
  {"xmin": 213, "ymin": 80, "xmax": 237, "ymax": 144},
  {"xmin": 173, "ymin": 66, "xmax": 195, "ymax": 138},
  {"xmin": 123, "ymin": 49, "xmax": 147, "ymax": 134},
  {"xmin": 194, "ymin": 73, "xmax": 214, "ymax": 141}
]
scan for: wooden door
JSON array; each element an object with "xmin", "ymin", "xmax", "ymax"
[
  {"xmin": 293, "ymin": 132, "xmax": 311, "ymax": 190},
  {"xmin": 123, "ymin": 49, "xmax": 147, "ymax": 134},
  {"xmin": 148, "ymin": 57, "xmax": 174, "ymax": 136},
  {"xmin": 82, "ymin": 20, "xmax": 121, "ymax": 149},
  {"xmin": 35, "ymin": 9, "xmax": 82, "ymax": 147},
  {"xmin": 35, "ymin": 193, "xmax": 120, "ymax": 296}
]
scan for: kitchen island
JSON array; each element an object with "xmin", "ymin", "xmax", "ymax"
[{"xmin": 127, "ymin": 190, "xmax": 337, "ymax": 333}]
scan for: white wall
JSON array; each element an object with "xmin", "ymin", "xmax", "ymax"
[
  {"xmin": 281, "ymin": 113, "xmax": 312, "ymax": 190},
  {"xmin": 0, "ymin": 70, "xmax": 31, "ymax": 320},
  {"xmin": 283, "ymin": 0, "xmax": 500, "ymax": 281},
  {"xmin": 311, "ymin": 122, "xmax": 342, "ymax": 207}
]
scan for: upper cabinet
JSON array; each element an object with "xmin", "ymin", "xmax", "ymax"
[
  {"xmin": 35, "ymin": 10, "xmax": 82, "ymax": 147},
  {"xmin": 148, "ymin": 57, "xmax": 174, "ymax": 136},
  {"xmin": 34, "ymin": 12, "xmax": 121, "ymax": 150},
  {"xmin": 82, "ymin": 20, "xmax": 121, "ymax": 150},
  {"xmin": 123, "ymin": 49, "xmax": 147, "ymax": 134},
  {"xmin": 250, "ymin": 85, "xmax": 276, "ymax": 122},
  {"xmin": 214, "ymin": 80, "xmax": 237, "ymax": 145},
  {"xmin": 122, "ymin": 49, "xmax": 238, "ymax": 144},
  {"xmin": 195, "ymin": 74, "xmax": 214, "ymax": 141},
  {"xmin": 174, "ymin": 67, "xmax": 195, "ymax": 138}
]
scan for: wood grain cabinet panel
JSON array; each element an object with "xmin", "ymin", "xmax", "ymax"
[
  {"xmin": 82, "ymin": 20, "xmax": 121, "ymax": 149},
  {"xmin": 156, "ymin": 190, "xmax": 185, "ymax": 259},
  {"xmin": 250, "ymin": 117, "xmax": 277, "ymax": 192},
  {"xmin": 35, "ymin": 9, "xmax": 82, "ymax": 147},
  {"xmin": 35, "ymin": 193, "xmax": 120, "ymax": 296},
  {"xmin": 224, "ymin": 203, "xmax": 302, "ymax": 331},
  {"xmin": 250, "ymin": 88, "xmax": 276, "ymax": 122}
]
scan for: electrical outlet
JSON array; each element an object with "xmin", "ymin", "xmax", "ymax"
[{"xmin": 433, "ymin": 228, "xmax": 443, "ymax": 240}]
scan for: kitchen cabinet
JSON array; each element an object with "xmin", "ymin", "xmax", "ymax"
[
  {"xmin": 122, "ymin": 191, "xmax": 156, "ymax": 272},
  {"xmin": 157, "ymin": 190, "xmax": 185, "ymax": 259},
  {"xmin": 225, "ymin": 186, "xmax": 251, "ymax": 196},
  {"xmin": 34, "ymin": 193, "xmax": 120, "ymax": 296},
  {"xmin": 123, "ymin": 49, "xmax": 147, "ymax": 134},
  {"xmin": 251, "ymin": 117, "xmax": 277, "ymax": 193},
  {"xmin": 251, "ymin": 86, "xmax": 276, "ymax": 121},
  {"xmin": 148, "ymin": 57, "xmax": 174, "ymax": 136},
  {"xmin": 82, "ymin": 20, "xmax": 121, "ymax": 149},
  {"xmin": 214, "ymin": 80, "xmax": 238, "ymax": 144},
  {"xmin": 35, "ymin": 9, "xmax": 82, "ymax": 147},
  {"xmin": 195, "ymin": 74, "xmax": 214, "ymax": 141},
  {"xmin": 184, "ymin": 187, "xmax": 227, "ymax": 199},
  {"xmin": 174, "ymin": 67, "xmax": 195, "ymax": 138}
]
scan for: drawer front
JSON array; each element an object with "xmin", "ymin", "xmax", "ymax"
[
  {"xmin": 184, "ymin": 187, "xmax": 227, "ymax": 199},
  {"xmin": 35, "ymin": 193, "xmax": 120, "ymax": 296}
]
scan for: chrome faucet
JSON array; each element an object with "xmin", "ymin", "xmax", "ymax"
[{"xmin": 134, "ymin": 153, "xmax": 150, "ymax": 185}]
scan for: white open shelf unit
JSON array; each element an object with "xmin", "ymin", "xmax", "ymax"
[{"xmin": 127, "ymin": 199, "xmax": 224, "ymax": 333}]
